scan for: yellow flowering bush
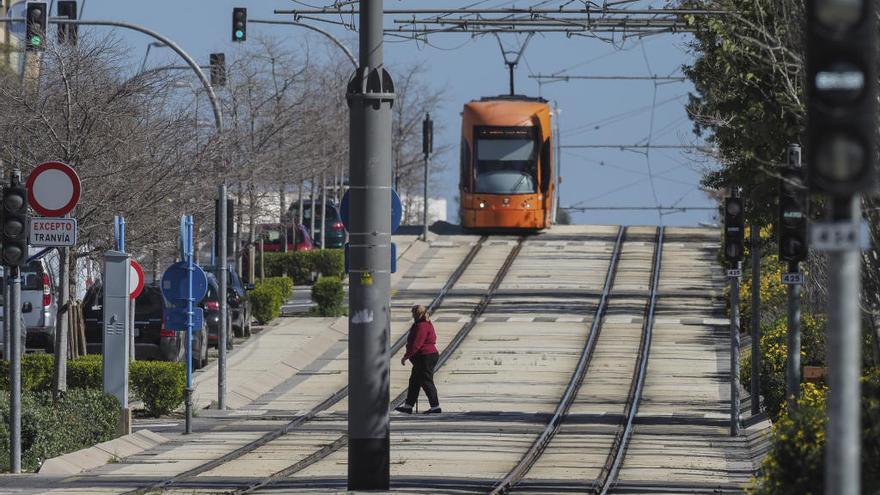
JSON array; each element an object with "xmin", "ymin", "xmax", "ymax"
[
  {"xmin": 751, "ymin": 370, "xmax": 880, "ymax": 494},
  {"xmin": 741, "ymin": 313, "xmax": 827, "ymax": 420}
]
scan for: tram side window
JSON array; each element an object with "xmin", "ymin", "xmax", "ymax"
[
  {"xmin": 474, "ymin": 137, "xmax": 537, "ymax": 194},
  {"xmin": 540, "ymin": 138, "xmax": 551, "ymax": 193},
  {"xmin": 460, "ymin": 138, "xmax": 471, "ymax": 192}
]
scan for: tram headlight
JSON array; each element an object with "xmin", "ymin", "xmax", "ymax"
[
  {"xmin": 521, "ymin": 201, "xmax": 530, "ymax": 209},
  {"xmin": 478, "ymin": 200, "xmax": 486, "ymax": 209}
]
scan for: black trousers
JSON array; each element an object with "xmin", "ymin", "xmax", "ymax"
[{"xmin": 406, "ymin": 353, "xmax": 440, "ymax": 408}]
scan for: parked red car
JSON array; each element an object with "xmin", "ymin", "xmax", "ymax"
[{"xmin": 258, "ymin": 223, "xmax": 313, "ymax": 252}]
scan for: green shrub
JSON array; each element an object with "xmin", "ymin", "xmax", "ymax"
[
  {"xmin": 262, "ymin": 276, "xmax": 294, "ymax": 300},
  {"xmin": 250, "ymin": 283, "xmax": 283, "ymax": 324},
  {"xmin": 130, "ymin": 361, "xmax": 185, "ymax": 417},
  {"xmin": 751, "ymin": 370, "xmax": 880, "ymax": 494},
  {"xmin": 0, "ymin": 389, "xmax": 119, "ymax": 472},
  {"xmin": 312, "ymin": 276, "xmax": 344, "ymax": 317},
  {"xmin": 312, "ymin": 249, "xmax": 344, "ymax": 278}
]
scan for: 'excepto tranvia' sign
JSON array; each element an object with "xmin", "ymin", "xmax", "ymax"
[{"xmin": 29, "ymin": 217, "xmax": 77, "ymax": 247}]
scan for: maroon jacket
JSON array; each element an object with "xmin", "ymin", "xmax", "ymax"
[{"xmin": 404, "ymin": 321, "xmax": 438, "ymax": 360}]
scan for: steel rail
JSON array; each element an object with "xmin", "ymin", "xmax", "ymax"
[
  {"xmin": 233, "ymin": 237, "xmax": 528, "ymax": 495},
  {"xmin": 121, "ymin": 236, "xmax": 488, "ymax": 495},
  {"xmin": 490, "ymin": 226, "xmax": 626, "ymax": 494},
  {"xmin": 596, "ymin": 226, "xmax": 665, "ymax": 494}
]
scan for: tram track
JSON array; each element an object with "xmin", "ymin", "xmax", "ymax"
[
  {"xmin": 123, "ymin": 236, "xmax": 491, "ymax": 495},
  {"xmin": 492, "ymin": 226, "xmax": 665, "ymax": 495},
  {"xmin": 227, "ymin": 236, "xmax": 527, "ymax": 494}
]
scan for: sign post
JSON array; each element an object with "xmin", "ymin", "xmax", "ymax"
[
  {"xmin": 26, "ymin": 161, "xmax": 81, "ymax": 408},
  {"xmin": 161, "ymin": 218, "xmax": 206, "ymax": 435}
]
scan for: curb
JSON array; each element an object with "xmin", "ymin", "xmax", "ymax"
[{"xmin": 37, "ymin": 429, "xmax": 169, "ymax": 476}]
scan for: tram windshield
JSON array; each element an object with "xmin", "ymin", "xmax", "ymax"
[{"xmin": 474, "ymin": 129, "xmax": 538, "ymax": 194}]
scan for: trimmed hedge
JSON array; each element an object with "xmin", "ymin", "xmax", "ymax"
[
  {"xmin": 312, "ymin": 276, "xmax": 344, "ymax": 317},
  {"xmin": 261, "ymin": 249, "xmax": 344, "ymax": 284},
  {"xmin": 250, "ymin": 282, "xmax": 283, "ymax": 325},
  {"xmin": 751, "ymin": 371, "xmax": 880, "ymax": 494},
  {"xmin": 0, "ymin": 389, "xmax": 119, "ymax": 472},
  {"xmin": 0, "ymin": 355, "xmax": 185, "ymax": 417}
]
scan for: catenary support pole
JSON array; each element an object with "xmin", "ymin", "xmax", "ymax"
[
  {"xmin": 320, "ymin": 173, "xmax": 327, "ymax": 250},
  {"xmin": 347, "ymin": 0, "xmax": 394, "ymax": 488},
  {"xmin": 183, "ymin": 217, "xmax": 193, "ymax": 435},
  {"xmin": 785, "ymin": 260, "xmax": 801, "ymax": 409},
  {"xmin": 218, "ymin": 185, "xmax": 228, "ymax": 410},
  {"xmin": 750, "ymin": 222, "xmax": 761, "ymax": 416},
  {"xmin": 9, "ymin": 266, "xmax": 20, "ymax": 472},
  {"xmin": 825, "ymin": 196, "xmax": 862, "ymax": 495},
  {"xmin": 730, "ymin": 266, "xmax": 741, "ymax": 437},
  {"xmin": 422, "ymin": 150, "xmax": 429, "ymax": 241}
]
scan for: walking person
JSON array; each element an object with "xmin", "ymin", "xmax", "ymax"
[{"xmin": 395, "ymin": 304, "xmax": 441, "ymax": 414}]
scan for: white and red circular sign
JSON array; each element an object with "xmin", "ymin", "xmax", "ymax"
[
  {"xmin": 129, "ymin": 260, "xmax": 145, "ymax": 300},
  {"xmin": 26, "ymin": 161, "xmax": 81, "ymax": 217}
]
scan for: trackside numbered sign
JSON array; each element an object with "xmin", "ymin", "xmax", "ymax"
[
  {"xmin": 781, "ymin": 272, "xmax": 804, "ymax": 285},
  {"xmin": 726, "ymin": 269, "xmax": 742, "ymax": 278},
  {"xmin": 28, "ymin": 217, "xmax": 77, "ymax": 247}
]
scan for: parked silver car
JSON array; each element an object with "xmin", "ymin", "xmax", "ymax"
[
  {"xmin": 0, "ymin": 260, "xmax": 58, "ymax": 353},
  {"xmin": 0, "ymin": 296, "xmax": 29, "ymax": 359}
]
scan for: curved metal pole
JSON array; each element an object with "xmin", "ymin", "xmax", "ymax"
[
  {"xmin": 250, "ymin": 18, "xmax": 357, "ymax": 69},
  {"xmin": 50, "ymin": 18, "xmax": 223, "ymax": 132}
]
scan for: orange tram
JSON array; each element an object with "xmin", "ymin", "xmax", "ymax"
[{"xmin": 459, "ymin": 95, "xmax": 555, "ymax": 231}]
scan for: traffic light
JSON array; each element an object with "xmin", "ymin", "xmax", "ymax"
[
  {"xmin": 724, "ymin": 197, "xmax": 745, "ymax": 264},
  {"xmin": 778, "ymin": 167, "xmax": 809, "ymax": 263},
  {"xmin": 422, "ymin": 113, "xmax": 433, "ymax": 155},
  {"xmin": 1, "ymin": 183, "xmax": 29, "ymax": 267},
  {"xmin": 232, "ymin": 8, "xmax": 247, "ymax": 42},
  {"xmin": 806, "ymin": 0, "xmax": 879, "ymax": 195},
  {"xmin": 210, "ymin": 53, "xmax": 226, "ymax": 87},
  {"xmin": 57, "ymin": 1, "xmax": 78, "ymax": 46},
  {"xmin": 26, "ymin": 2, "xmax": 48, "ymax": 51}
]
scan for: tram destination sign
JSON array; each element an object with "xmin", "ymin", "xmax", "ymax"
[{"xmin": 29, "ymin": 217, "xmax": 77, "ymax": 247}]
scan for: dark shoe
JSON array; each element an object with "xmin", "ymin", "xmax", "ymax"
[
  {"xmin": 394, "ymin": 405, "xmax": 413, "ymax": 414},
  {"xmin": 423, "ymin": 407, "xmax": 442, "ymax": 414}
]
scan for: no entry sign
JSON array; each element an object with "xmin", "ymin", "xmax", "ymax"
[
  {"xmin": 130, "ymin": 260, "xmax": 145, "ymax": 299},
  {"xmin": 26, "ymin": 161, "xmax": 81, "ymax": 217}
]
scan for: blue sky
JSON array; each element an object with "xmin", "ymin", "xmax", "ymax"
[{"xmin": 35, "ymin": 0, "xmax": 719, "ymax": 227}]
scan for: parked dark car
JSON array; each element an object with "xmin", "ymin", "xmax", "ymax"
[
  {"xmin": 82, "ymin": 283, "xmax": 209, "ymax": 369},
  {"xmin": 204, "ymin": 273, "xmax": 234, "ymax": 351},
  {"xmin": 289, "ymin": 200, "xmax": 346, "ymax": 248},
  {"xmin": 204, "ymin": 265, "xmax": 253, "ymax": 338}
]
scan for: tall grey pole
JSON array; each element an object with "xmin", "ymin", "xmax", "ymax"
[
  {"xmin": 750, "ymin": 223, "xmax": 761, "ymax": 416},
  {"xmin": 422, "ymin": 151, "xmax": 429, "ymax": 241},
  {"xmin": 730, "ymin": 266, "xmax": 741, "ymax": 437},
  {"xmin": 3, "ymin": 279, "xmax": 9, "ymax": 364},
  {"xmin": 320, "ymin": 173, "xmax": 327, "ymax": 250},
  {"xmin": 825, "ymin": 196, "xmax": 862, "ymax": 495},
  {"xmin": 218, "ymin": 185, "xmax": 228, "ymax": 410},
  {"xmin": 347, "ymin": 0, "xmax": 394, "ymax": 488},
  {"xmin": 9, "ymin": 266, "xmax": 21, "ymax": 472},
  {"xmin": 785, "ymin": 260, "xmax": 801, "ymax": 409}
]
